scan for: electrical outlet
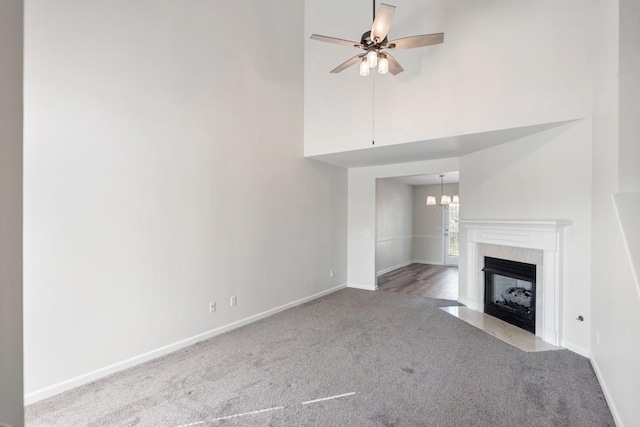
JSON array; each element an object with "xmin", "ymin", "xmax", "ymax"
[
  {"xmin": 230, "ymin": 296, "xmax": 237, "ymax": 306},
  {"xmin": 329, "ymin": 270, "xmax": 335, "ymax": 278},
  {"xmin": 209, "ymin": 301, "xmax": 216, "ymax": 313}
]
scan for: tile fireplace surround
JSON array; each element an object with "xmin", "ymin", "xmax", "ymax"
[{"xmin": 460, "ymin": 220, "xmax": 572, "ymax": 346}]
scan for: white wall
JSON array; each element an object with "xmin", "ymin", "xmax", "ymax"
[
  {"xmin": 412, "ymin": 183, "xmax": 458, "ymax": 265},
  {"xmin": 305, "ymin": 0, "xmax": 592, "ymax": 157},
  {"xmin": 589, "ymin": 1, "xmax": 640, "ymax": 425},
  {"xmin": 24, "ymin": 0, "xmax": 347, "ymax": 400},
  {"xmin": 376, "ymin": 179, "xmax": 413, "ymax": 274},
  {"xmin": 619, "ymin": 0, "xmax": 640, "ymax": 192},
  {"xmin": 348, "ymin": 159, "xmax": 458, "ymax": 290},
  {"xmin": 459, "ymin": 120, "xmax": 593, "ymax": 356},
  {"xmin": 0, "ymin": 1, "xmax": 24, "ymax": 425}
]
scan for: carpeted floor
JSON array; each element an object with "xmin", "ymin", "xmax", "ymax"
[{"xmin": 26, "ymin": 289, "xmax": 614, "ymax": 426}]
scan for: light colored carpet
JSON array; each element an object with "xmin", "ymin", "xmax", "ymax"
[{"xmin": 26, "ymin": 289, "xmax": 614, "ymax": 426}]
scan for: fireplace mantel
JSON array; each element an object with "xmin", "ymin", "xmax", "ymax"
[{"xmin": 460, "ymin": 220, "xmax": 572, "ymax": 346}]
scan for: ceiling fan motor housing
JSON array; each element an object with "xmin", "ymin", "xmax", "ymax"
[{"xmin": 360, "ymin": 30, "xmax": 388, "ymax": 48}]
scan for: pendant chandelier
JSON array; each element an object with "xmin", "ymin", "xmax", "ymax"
[{"xmin": 426, "ymin": 174, "xmax": 459, "ymax": 207}]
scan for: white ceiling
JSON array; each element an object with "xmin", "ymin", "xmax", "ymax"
[
  {"xmin": 388, "ymin": 171, "xmax": 459, "ymax": 186},
  {"xmin": 307, "ymin": 120, "xmax": 575, "ymax": 168}
]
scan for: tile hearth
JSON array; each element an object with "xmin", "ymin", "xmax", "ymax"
[{"xmin": 440, "ymin": 306, "xmax": 562, "ymax": 352}]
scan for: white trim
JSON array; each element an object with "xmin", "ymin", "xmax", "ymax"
[
  {"xmin": 561, "ymin": 340, "xmax": 590, "ymax": 358},
  {"xmin": 591, "ymin": 357, "xmax": 624, "ymax": 427},
  {"xmin": 376, "ymin": 261, "xmax": 412, "ymax": 276},
  {"xmin": 460, "ymin": 219, "xmax": 573, "ymax": 227},
  {"xmin": 457, "ymin": 296, "xmax": 472, "ymax": 308},
  {"xmin": 376, "ymin": 235, "xmax": 442, "ymax": 243},
  {"xmin": 376, "ymin": 236, "xmax": 413, "ymax": 243},
  {"xmin": 24, "ymin": 283, "xmax": 347, "ymax": 405},
  {"xmin": 347, "ymin": 282, "xmax": 377, "ymax": 291}
]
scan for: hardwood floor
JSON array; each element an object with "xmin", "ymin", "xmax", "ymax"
[{"xmin": 377, "ymin": 263, "xmax": 458, "ymax": 300}]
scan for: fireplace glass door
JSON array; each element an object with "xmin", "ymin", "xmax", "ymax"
[{"xmin": 483, "ymin": 257, "xmax": 536, "ymax": 333}]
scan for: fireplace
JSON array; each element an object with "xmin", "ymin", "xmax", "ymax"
[
  {"xmin": 483, "ymin": 257, "xmax": 536, "ymax": 333},
  {"xmin": 460, "ymin": 220, "xmax": 571, "ymax": 346}
]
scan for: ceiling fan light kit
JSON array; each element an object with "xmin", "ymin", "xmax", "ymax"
[
  {"xmin": 378, "ymin": 55, "xmax": 389, "ymax": 74},
  {"xmin": 360, "ymin": 59, "xmax": 370, "ymax": 76},
  {"xmin": 311, "ymin": 1, "xmax": 444, "ymax": 76},
  {"xmin": 367, "ymin": 50, "xmax": 378, "ymax": 68}
]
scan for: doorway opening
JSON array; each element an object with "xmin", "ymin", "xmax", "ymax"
[{"xmin": 375, "ymin": 172, "xmax": 460, "ymax": 300}]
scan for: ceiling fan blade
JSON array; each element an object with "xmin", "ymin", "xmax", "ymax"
[
  {"xmin": 387, "ymin": 33, "xmax": 444, "ymax": 50},
  {"xmin": 310, "ymin": 34, "xmax": 362, "ymax": 48},
  {"xmin": 383, "ymin": 53, "xmax": 404, "ymax": 75},
  {"xmin": 371, "ymin": 3, "xmax": 396, "ymax": 43},
  {"xmin": 330, "ymin": 54, "xmax": 366, "ymax": 73}
]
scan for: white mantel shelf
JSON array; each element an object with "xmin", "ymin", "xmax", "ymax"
[
  {"xmin": 460, "ymin": 219, "xmax": 573, "ymax": 228},
  {"xmin": 460, "ymin": 220, "xmax": 572, "ymax": 252},
  {"xmin": 460, "ymin": 219, "xmax": 572, "ymax": 225},
  {"xmin": 460, "ymin": 219, "xmax": 573, "ymax": 347}
]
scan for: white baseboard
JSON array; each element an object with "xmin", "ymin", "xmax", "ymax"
[
  {"xmin": 457, "ymin": 297, "xmax": 472, "ymax": 308},
  {"xmin": 591, "ymin": 356, "xmax": 624, "ymax": 427},
  {"xmin": 376, "ymin": 260, "xmax": 413, "ymax": 276},
  {"xmin": 347, "ymin": 282, "xmax": 376, "ymax": 291},
  {"xmin": 24, "ymin": 283, "xmax": 347, "ymax": 405},
  {"xmin": 412, "ymin": 259, "xmax": 444, "ymax": 266},
  {"xmin": 561, "ymin": 340, "xmax": 590, "ymax": 358}
]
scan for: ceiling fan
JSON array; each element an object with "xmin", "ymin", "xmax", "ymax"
[{"xmin": 310, "ymin": 0, "xmax": 444, "ymax": 76}]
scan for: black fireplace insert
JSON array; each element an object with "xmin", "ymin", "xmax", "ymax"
[{"xmin": 483, "ymin": 257, "xmax": 536, "ymax": 333}]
